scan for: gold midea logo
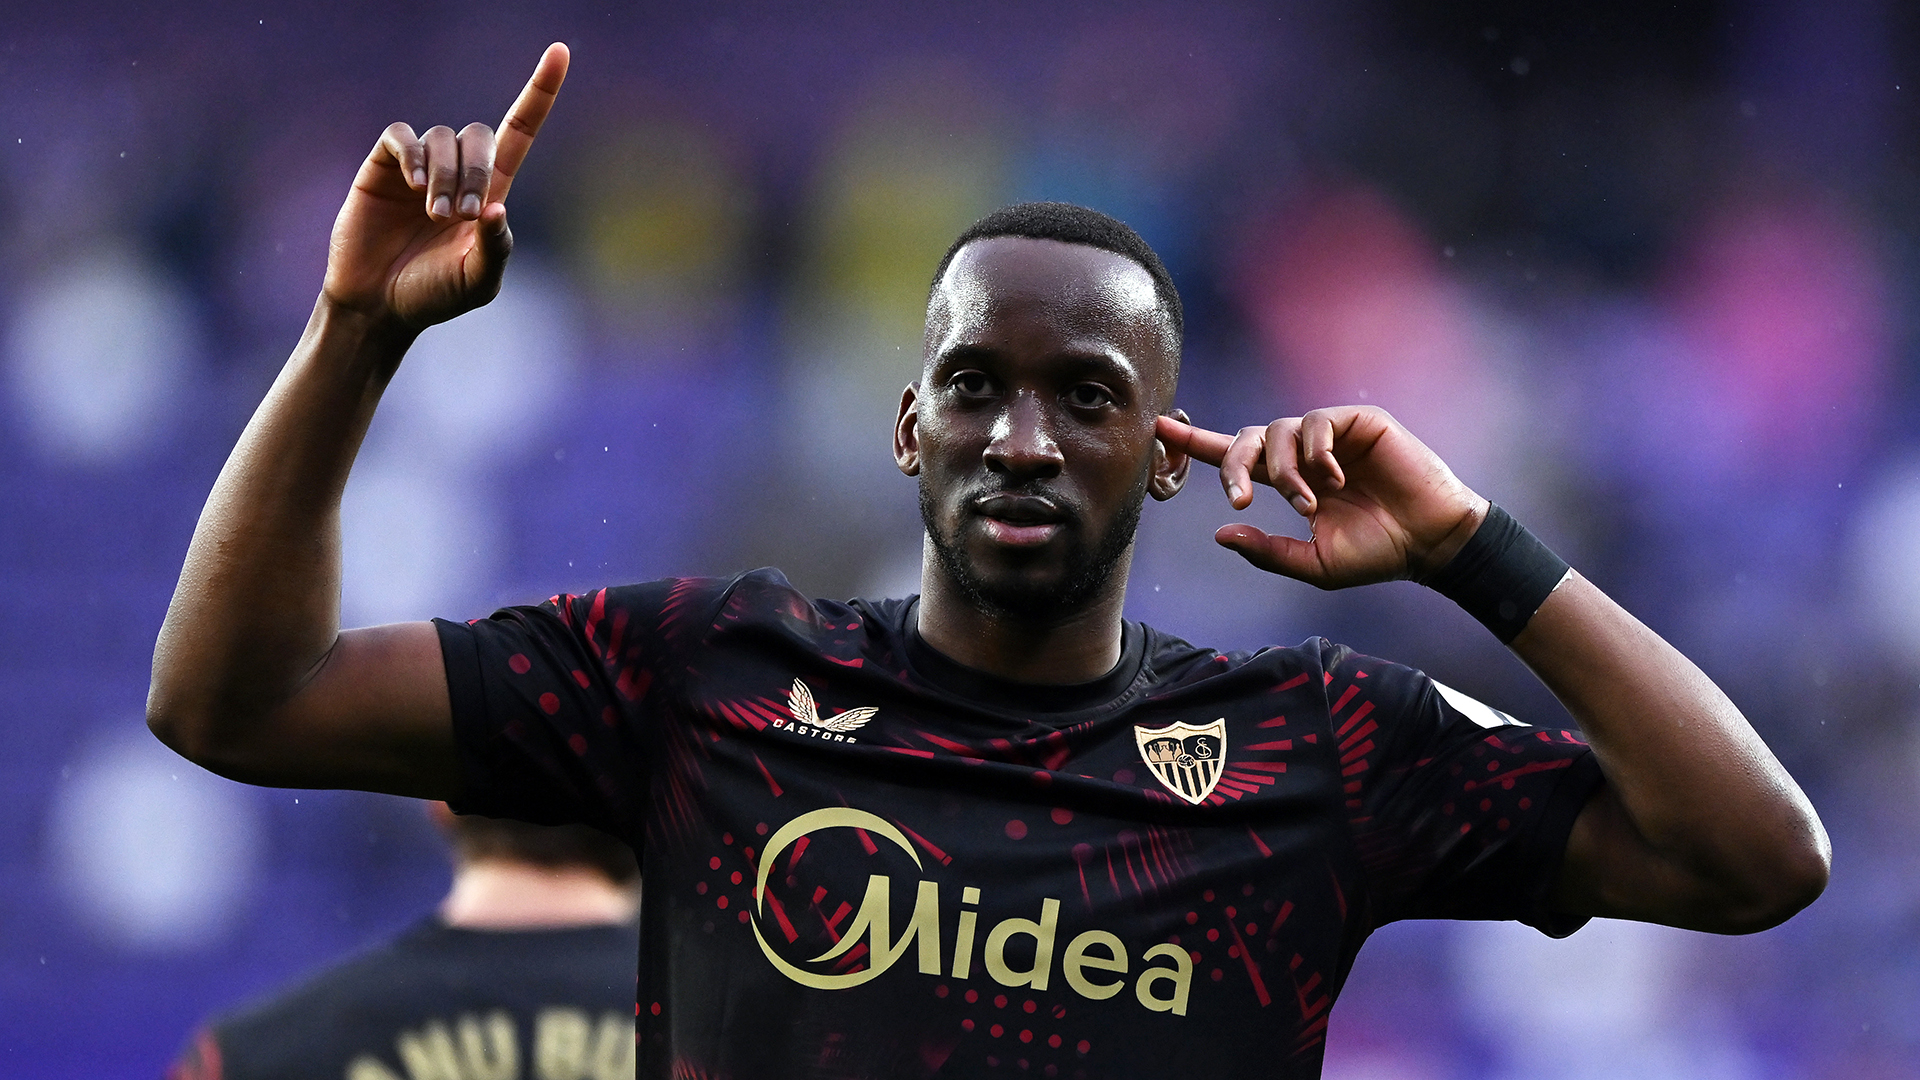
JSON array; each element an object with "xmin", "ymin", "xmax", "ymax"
[{"xmin": 750, "ymin": 808, "xmax": 1192, "ymax": 1016}]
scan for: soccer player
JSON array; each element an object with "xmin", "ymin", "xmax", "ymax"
[
  {"xmin": 166, "ymin": 807, "xmax": 638, "ymax": 1080},
  {"xmin": 149, "ymin": 44, "xmax": 1829, "ymax": 1078}
]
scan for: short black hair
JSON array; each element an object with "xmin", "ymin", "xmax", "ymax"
[{"xmin": 928, "ymin": 202, "xmax": 1184, "ymax": 341}]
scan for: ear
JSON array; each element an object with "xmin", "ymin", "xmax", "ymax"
[
  {"xmin": 1149, "ymin": 407, "xmax": 1191, "ymax": 502},
  {"xmin": 894, "ymin": 382, "xmax": 922, "ymax": 476}
]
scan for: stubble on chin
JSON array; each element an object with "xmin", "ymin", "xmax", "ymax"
[{"xmin": 916, "ymin": 477, "xmax": 1144, "ymax": 622}]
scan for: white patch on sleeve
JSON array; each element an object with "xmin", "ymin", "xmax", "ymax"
[{"xmin": 1432, "ymin": 679, "xmax": 1527, "ymax": 729}]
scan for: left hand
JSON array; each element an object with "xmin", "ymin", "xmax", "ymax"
[
  {"xmin": 321, "ymin": 43, "xmax": 570, "ymax": 330},
  {"xmin": 1155, "ymin": 406, "xmax": 1487, "ymax": 589}
]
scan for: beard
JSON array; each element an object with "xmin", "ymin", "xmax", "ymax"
[{"xmin": 919, "ymin": 474, "xmax": 1146, "ymax": 623}]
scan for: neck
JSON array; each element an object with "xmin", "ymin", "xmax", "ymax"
[
  {"xmin": 914, "ymin": 546, "xmax": 1131, "ymax": 684},
  {"xmin": 439, "ymin": 859, "xmax": 637, "ymax": 930}
]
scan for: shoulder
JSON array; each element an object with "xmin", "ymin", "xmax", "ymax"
[
  {"xmin": 206, "ymin": 921, "xmax": 640, "ymax": 1076},
  {"xmin": 1137, "ymin": 627, "xmax": 1341, "ymax": 693},
  {"xmin": 204, "ymin": 927, "xmax": 420, "ymax": 1054},
  {"xmin": 1136, "ymin": 629, "xmax": 1451, "ymax": 715},
  {"xmin": 478, "ymin": 568, "xmax": 823, "ymax": 646},
  {"xmin": 504, "ymin": 569, "xmax": 910, "ymax": 653},
  {"xmin": 574, "ymin": 567, "xmax": 881, "ymax": 630},
  {"xmin": 209, "ymin": 921, "xmax": 636, "ymax": 1026},
  {"xmin": 553, "ymin": 570, "xmax": 782, "ymax": 627},
  {"xmin": 712, "ymin": 568, "xmax": 853, "ymax": 627}
]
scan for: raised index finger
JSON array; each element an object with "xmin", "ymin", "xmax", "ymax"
[
  {"xmin": 1155, "ymin": 414, "xmax": 1234, "ymax": 467},
  {"xmin": 487, "ymin": 42, "xmax": 571, "ymax": 204}
]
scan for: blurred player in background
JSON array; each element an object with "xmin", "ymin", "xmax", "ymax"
[
  {"xmin": 165, "ymin": 807, "xmax": 637, "ymax": 1080},
  {"xmin": 148, "ymin": 43, "xmax": 1828, "ymax": 1078}
]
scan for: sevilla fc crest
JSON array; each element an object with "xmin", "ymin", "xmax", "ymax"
[{"xmin": 1133, "ymin": 719, "xmax": 1227, "ymax": 805}]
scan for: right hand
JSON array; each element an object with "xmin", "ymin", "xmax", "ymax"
[
  {"xmin": 321, "ymin": 43, "xmax": 570, "ymax": 330},
  {"xmin": 1156, "ymin": 407, "xmax": 1487, "ymax": 590}
]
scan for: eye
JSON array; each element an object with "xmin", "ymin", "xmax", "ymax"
[
  {"xmin": 1065, "ymin": 383, "xmax": 1115, "ymax": 409},
  {"xmin": 948, "ymin": 370, "xmax": 994, "ymax": 397}
]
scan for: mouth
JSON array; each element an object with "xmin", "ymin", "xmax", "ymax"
[{"xmin": 971, "ymin": 493, "xmax": 1068, "ymax": 547}]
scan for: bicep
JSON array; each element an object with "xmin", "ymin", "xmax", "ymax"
[
  {"xmin": 1552, "ymin": 780, "xmax": 1750, "ymax": 933},
  {"xmin": 229, "ymin": 621, "xmax": 460, "ymax": 799}
]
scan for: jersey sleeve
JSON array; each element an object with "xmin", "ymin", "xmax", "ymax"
[
  {"xmin": 434, "ymin": 577, "xmax": 724, "ymax": 839},
  {"xmin": 1330, "ymin": 645, "xmax": 1603, "ymax": 937}
]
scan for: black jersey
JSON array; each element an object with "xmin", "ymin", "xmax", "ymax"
[
  {"xmin": 437, "ymin": 569, "xmax": 1600, "ymax": 1080},
  {"xmin": 165, "ymin": 919, "xmax": 637, "ymax": 1080}
]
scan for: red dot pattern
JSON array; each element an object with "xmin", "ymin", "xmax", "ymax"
[{"xmin": 468, "ymin": 574, "xmax": 1595, "ymax": 1075}]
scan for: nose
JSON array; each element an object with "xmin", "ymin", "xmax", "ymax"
[{"xmin": 983, "ymin": 391, "xmax": 1064, "ymax": 481}]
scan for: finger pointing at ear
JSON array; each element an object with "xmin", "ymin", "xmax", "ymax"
[{"xmin": 1155, "ymin": 414, "xmax": 1318, "ymax": 516}]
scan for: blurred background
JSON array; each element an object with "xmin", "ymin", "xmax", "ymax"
[{"xmin": 3, "ymin": 0, "xmax": 1918, "ymax": 1075}]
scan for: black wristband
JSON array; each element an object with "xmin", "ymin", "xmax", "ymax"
[{"xmin": 1422, "ymin": 504, "xmax": 1571, "ymax": 644}]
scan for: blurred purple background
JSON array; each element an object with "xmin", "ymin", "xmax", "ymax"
[{"xmin": 5, "ymin": 1, "xmax": 1919, "ymax": 1076}]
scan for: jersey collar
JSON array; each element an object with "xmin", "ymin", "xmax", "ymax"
[{"xmin": 897, "ymin": 597, "xmax": 1149, "ymax": 717}]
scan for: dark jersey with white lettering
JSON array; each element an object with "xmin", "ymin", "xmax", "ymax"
[
  {"xmin": 165, "ymin": 919, "xmax": 636, "ymax": 1080},
  {"xmin": 437, "ymin": 569, "xmax": 1600, "ymax": 1080}
]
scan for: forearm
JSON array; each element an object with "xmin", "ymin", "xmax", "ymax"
[
  {"xmin": 1168, "ymin": 403, "xmax": 1828, "ymax": 929},
  {"xmin": 1511, "ymin": 573, "xmax": 1829, "ymax": 927},
  {"xmin": 148, "ymin": 297, "xmax": 416, "ymax": 763}
]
